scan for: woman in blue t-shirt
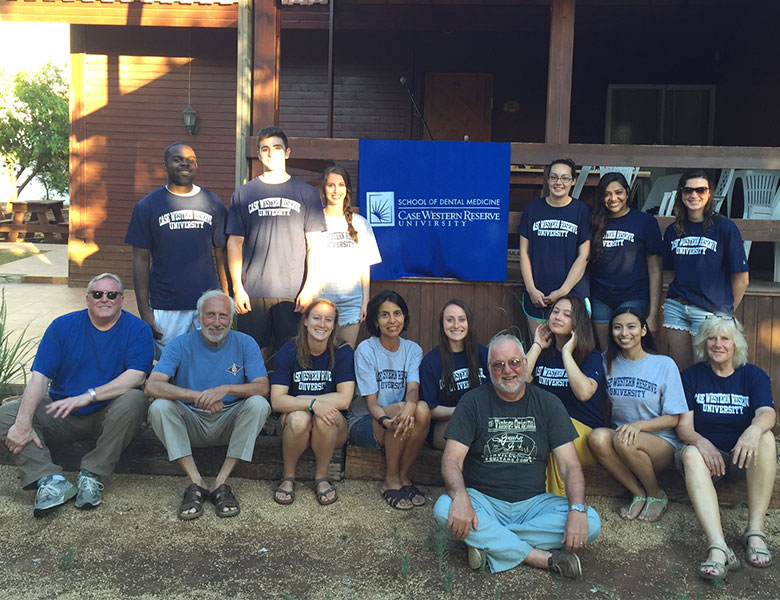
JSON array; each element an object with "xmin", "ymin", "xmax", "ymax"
[
  {"xmin": 518, "ymin": 158, "xmax": 591, "ymax": 339},
  {"xmin": 524, "ymin": 295, "xmax": 604, "ymax": 495},
  {"xmin": 348, "ymin": 289, "xmax": 430, "ymax": 510},
  {"xmin": 588, "ymin": 308, "xmax": 688, "ymax": 522},
  {"xmin": 676, "ymin": 316, "xmax": 776, "ymax": 581},
  {"xmin": 420, "ymin": 299, "xmax": 488, "ymax": 449},
  {"xmin": 589, "ymin": 173, "xmax": 663, "ymax": 350},
  {"xmin": 663, "ymin": 169, "xmax": 749, "ymax": 370},
  {"xmin": 270, "ymin": 298, "xmax": 356, "ymax": 506}
]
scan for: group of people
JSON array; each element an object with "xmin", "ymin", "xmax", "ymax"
[{"xmin": 0, "ymin": 134, "xmax": 776, "ymax": 583}]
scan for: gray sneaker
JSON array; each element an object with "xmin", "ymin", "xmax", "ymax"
[
  {"xmin": 467, "ymin": 546, "xmax": 487, "ymax": 570},
  {"xmin": 33, "ymin": 475, "xmax": 76, "ymax": 518},
  {"xmin": 75, "ymin": 470, "xmax": 104, "ymax": 509}
]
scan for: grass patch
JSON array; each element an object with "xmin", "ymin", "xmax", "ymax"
[{"xmin": 0, "ymin": 247, "xmax": 44, "ymax": 265}]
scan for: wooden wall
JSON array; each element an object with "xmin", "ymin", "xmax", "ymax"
[{"xmin": 69, "ymin": 25, "xmax": 237, "ymax": 287}]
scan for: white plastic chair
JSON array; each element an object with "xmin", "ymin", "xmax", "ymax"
[
  {"xmin": 641, "ymin": 174, "xmax": 680, "ymax": 214},
  {"xmin": 659, "ymin": 191, "xmax": 677, "ymax": 217},
  {"xmin": 599, "ymin": 166, "xmax": 640, "ymax": 188},
  {"xmin": 570, "ymin": 166, "xmax": 592, "ymax": 201},
  {"xmin": 739, "ymin": 170, "xmax": 780, "ymax": 258},
  {"xmin": 712, "ymin": 168, "xmax": 735, "ymax": 215}
]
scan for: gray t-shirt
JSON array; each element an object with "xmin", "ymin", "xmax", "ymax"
[
  {"xmin": 603, "ymin": 352, "xmax": 688, "ymax": 447},
  {"xmin": 348, "ymin": 336, "xmax": 423, "ymax": 427},
  {"xmin": 445, "ymin": 383, "xmax": 577, "ymax": 503}
]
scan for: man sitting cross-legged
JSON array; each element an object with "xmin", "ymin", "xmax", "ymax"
[
  {"xmin": 433, "ymin": 334, "xmax": 601, "ymax": 577},
  {"xmin": 145, "ymin": 290, "xmax": 270, "ymax": 520}
]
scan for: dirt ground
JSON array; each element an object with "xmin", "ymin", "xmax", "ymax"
[{"xmin": 1, "ymin": 466, "xmax": 778, "ymax": 600}]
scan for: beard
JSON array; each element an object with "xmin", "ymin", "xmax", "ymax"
[
  {"xmin": 490, "ymin": 374, "xmax": 523, "ymax": 395},
  {"xmin": 202, "ymin": 326, "xmax": 229, "ymax": 344}
]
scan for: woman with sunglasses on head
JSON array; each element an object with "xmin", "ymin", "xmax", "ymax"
[
  {"xmin": 589, "ymin": 173, "xmax": 663, "ymax": 350},
  {"xmin": 420, "ymin": 299, "xmax": 488, "ymax": 449},
  {"xmin": 270, "ymin": 298, "xmax": 355, "ymax": 506},
  {"xmin": 676, "ymin": 316, "xmax": 775, "ymax": 581},
  {"xmin": 348, "ymin": 289, "xmax": 430, "ymax": 510},
  {"xmin": 662, "ymin": 169, "xmax": 749, "ymax": 370},
  {"xmin": 297, "ymin": 166, "xmax": 382, "ymax": 348},
  {"xmin": 588, "ymin": 308, "xmax": 688, "ymax": 522},
  {"xmin": 518, "ymin": 158, "xmax": 591, "ymax": 339},
  {"xmin": 524, "ymin": 294, "xmax": 604, "ymax": 495}
]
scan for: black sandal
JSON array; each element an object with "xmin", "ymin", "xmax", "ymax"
[
  {"xmin": 314, "ymin": 477, "xmax": 338, "ymax": 506},
  {"xmin": 179, "ymin": 483, "xmax": 209, "ymax": 521},
  {"xmin": 382, "ymin": 488, "xmax": 413, "ymax": 510},
  {"xmin": 273, "ymin": 476, "xmax": 296, "ymax": 505},
  {"xmin": 210, "ymin": 484, "xmax": 240, "ymax": 518}
]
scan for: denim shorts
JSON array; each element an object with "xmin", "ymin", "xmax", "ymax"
[
  {"xmin": 347, "ymin": 414, "xmax": 382, "ymax": 450},
  {"xmin": 590, "ymin": 298, "xmax": 649, "ymax": 325},
  {"xmin": 674, "ymin": 443, "xmax": 746, "ymax": 482},
  {"xmin": 662, "ymin": 297, "xmax": 724, "ymax": 335}
]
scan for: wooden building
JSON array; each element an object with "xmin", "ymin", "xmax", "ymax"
[{"xmin": 3, "ymin": 0, "xmax": 780, "ymax": 397}]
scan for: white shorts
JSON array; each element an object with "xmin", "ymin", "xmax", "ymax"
[{"xmin": 153, "ymin": 309, "xmax": 199, "ymax": 359}]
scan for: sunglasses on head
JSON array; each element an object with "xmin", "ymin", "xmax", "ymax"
[{"xmin": 90, "ymin": 290, "xmax": 121, "ymax": 300}]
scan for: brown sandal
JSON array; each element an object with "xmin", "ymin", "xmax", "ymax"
[
  {"xmin": 178, "ymin": 483, "xmax": 209, "ymax": 521},
  {"xmin": 210, "ymin": 484, "xmax": 240, "ymax": 518}
]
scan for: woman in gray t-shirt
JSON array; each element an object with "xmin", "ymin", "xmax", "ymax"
[{"xmin": 588, "ymin": 307, "xmax": 688, "ymax": 523}]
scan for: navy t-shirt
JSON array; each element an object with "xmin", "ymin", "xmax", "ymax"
[
  {"xmin": 681, "ymin": 362, "xmax": 774, "ymax": 452},
  {"xmin": 124, "ymin": 186, "xmax": 227, "ymax": 311},
  {"xmin": 32, "ymin": 310, "xmax": 154, "ymax": 416},
  {"xmin": 532, "ymin": 347, "xmax": 605, "ymax": 429},
  {"xmin": 518, "ymin": 197, "xmax": 591, "ymax": 298},
  {"xmin": 590, "ymin": 209, "xmax": 662, "ymax": 307},
  {"xmin": 420, "ymin": 345, "xmax": 488, "ymax": 409},
  {"xmin": 226, "ymin": 176, "xmax": 326, "ymax": 298},
  {"xmin": 271, "ymin": 338, "xmax": 355, "ymax": 397},
  {"xmin": 663, "ymin": 217, "xmax": 748, "ymax": 314}
]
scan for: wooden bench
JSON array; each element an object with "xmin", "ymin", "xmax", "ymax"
[{"xmin": 0, "ymin": 200, "xmax": 68, "ymax": 243}]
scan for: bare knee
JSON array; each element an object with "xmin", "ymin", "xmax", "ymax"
[
  {"xmin": 414, "ymin": 401, "xmax": 430, "ymax": 426},
  {"xmin": 587, "ymin": 427, "xmax": 613, "ymax": 453},
  {"xmin": 284, "ymin": 411, "xmax": 312, "ymax": 437}
]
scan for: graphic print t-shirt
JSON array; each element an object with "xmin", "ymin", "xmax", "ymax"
[
  {"xmin": 271, "ymin": 339, "xmax": 355, "ymax": 397},
  {"xmin": 445, "ymin": 384, "xmax": 576, "ymax": 502},
  {"xmin": 420, "ymin": 345, "xmax": 488, "ymax": 409},
  {"xmin": 518, "ymin": 197, "xmax": 591, "ymax": 298}
]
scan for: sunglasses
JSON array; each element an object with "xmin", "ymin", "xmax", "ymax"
[
  {"xmin": 681, "ymin": 186, "xmax": 709, "ymax": 196},
  {"xmin": 90, "ymin": 290, "xmax": 121, "ymax": 300}
]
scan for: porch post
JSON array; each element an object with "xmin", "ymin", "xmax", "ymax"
[
  {"xmin": 252, "ymin": 0, "xmax": 280, "ymax": 176},
  {"xmin": 545, "ymin": 0, "xmax": 575, "ymax": 144}
]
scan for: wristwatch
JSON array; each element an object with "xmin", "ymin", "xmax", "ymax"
[
  {"xmin": 378, "ymin": 416, "xmax": 391, "ymax": 429},
  {"xmin": 569, "ymin": 503, "xmax": 586, "ymax": 513},
  {"xmin": 87, "ymin": 388, "xmax": 98, "ymax": 403}
]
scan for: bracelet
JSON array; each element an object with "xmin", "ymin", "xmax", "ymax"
[
  {"xmin": 378, "ymin": 416, "xmax": 391, "ymax": 429},
  {"xmin": 87, "ymin": 388, "xmax": 98, "ymax": 403},
  {"xmin": 531, "ymin": 341, "xmax": 541, "ymax": 350},
  {"xmin": 308, "ymin": 398, "xmax": 316, "ymax": 413}
]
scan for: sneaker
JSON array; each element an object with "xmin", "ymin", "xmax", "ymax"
[
  {"xmin": 547, "ymin": 549, "xmax": 582, "ymax": 579},
  {"xmin": 467, "ymin": 546, "xmax": 487, "ymax": 570},
  {"xmin": 75, "ymin": 469, "xmax": 104, "ymax": 509},
  {"xmin": 33, "ymin": 474, "xmax": 76, "ymax": 518}
]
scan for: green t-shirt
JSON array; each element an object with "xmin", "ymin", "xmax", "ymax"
[{"xmin": 445, "ymin": 383, "xmax": 577, "ymax": 503}]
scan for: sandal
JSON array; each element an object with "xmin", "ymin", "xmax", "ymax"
[
  {"xmin": 210, "ymin": 484, "xmax": 240, "ymax": 518},
  {"xmin": 547, "ymin": 550, "xmax": 582, "ymax": 579},
  {"xmin": 273, "ymin": 477, "xmax": 295, "ymax": 505},
  {"xmin": 402, "ymin": 484, "xmax": 426, "ymax": 507},
  {"xmin": 314, "ymin": 477, "xmax": 338, "ymax": 506},
  {"xmin": 741, "ymin": 529, "xmax": 773, "ymax": 568},
  {"xmin": 382, "ymin": 488, "xmax": 413, "ymax": 510},
  {"xmin": 178, "ymin": 483, "xmax": 209, "ymax": 521},
  {"xmin": 639, "ymin": 492, "xmax": 667, "ymax": 522},
  {"xmin": 699, "ymin": 543, "xmax": 741, "ymax": 581},
  {"xmin": 619, "ymin": 495, "xmax": 646, "ymax": 521}
]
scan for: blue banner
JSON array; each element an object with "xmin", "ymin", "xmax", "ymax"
[{"xmin": 358, "ymin": 139, "xmax": 510, "ymax": 281}]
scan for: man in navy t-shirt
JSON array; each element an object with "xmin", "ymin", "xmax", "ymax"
[
  {"xmin": 145, "ymin": 291, "xmax": 271, "ymax": 520},
  {"xmin": 226, "ymin": 126, "xmax": 326, "ymax": 356},
  {"xmin": 0, "ymin": 273, "xmax": 154, "ymax": 517},
  {"xmin": 125, "ymin": 143, "xmax": 228, "ymax": 359}
]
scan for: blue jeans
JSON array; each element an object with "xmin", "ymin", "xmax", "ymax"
[
  {"xmin": 590, "ymin": 298, "xmax": 649, "ymax": 325},
  {"xmin": 433, "ymin": 488, "xmax": 601, "ymax": 573}
]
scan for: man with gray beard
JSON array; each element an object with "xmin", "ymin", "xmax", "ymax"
[
  {"xmin": 145, "ymin": 290, "xmax": 270, "ymax": 520},
  {"xmin": 433, "ymin": 334, "xmax": 601, "ymax": 577}
]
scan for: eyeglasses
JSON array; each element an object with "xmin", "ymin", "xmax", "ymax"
[
  {"xmin": 704, "ymin": 314, "xmax": 735, "ymax": 322},
  {"xmin": 548, "ymin": 175, "xmax": 573, "ymax": 184},
  {"xmin": 489, "ymin": 358, "xmax": 525, "ymax": 372},
  {"xmin": 681, "ymin": 186, "xmax": 709, "ymax": 196},
  {"xmin": 90, "ymin": 290, "xmax": 121, "ymax": 300}
]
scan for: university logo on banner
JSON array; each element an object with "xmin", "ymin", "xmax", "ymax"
[{"xmin": 359, "ymin": 139, "xmax": 510, "ymax": 281}]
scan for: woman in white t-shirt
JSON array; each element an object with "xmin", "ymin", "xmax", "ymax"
[
  {"xmin": 588, "ymin": 307, "xmax": 688, "ymax": 522},
  {"xmin": 300, "ymin": 166, "xmax": 381, "ymax": 348}
]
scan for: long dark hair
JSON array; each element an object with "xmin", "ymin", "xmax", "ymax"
[
  {"xmin": 673, "ymin": 168, "xmax": 719, "ymax": 237},
  {"xmin": 544, "ymin": 295, "xmax": 596, "ymax": 364},
  {"xmin": 438, "ymin": 299, "xmax": 482, "ymax": 401},
  {"xmin": 318, "ymin": 165, "xmax": 358, "ymax": 243},
  {"xmin": 295, "ymin": 298, "xmax": 340, "ymax": 370},
  {"xmin": 604, "ymin": 306, "xmax": 658, "ymax": 375},
  {"xmin": 590, "ymin": 172, "xmax": 630, "ymax": 263},
  {"xmin": 365, "ymin": 289, "xmax": 410, "ymax": 338}
]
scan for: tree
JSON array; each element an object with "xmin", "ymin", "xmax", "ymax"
[{"xmin": 0, "ymin": 63, "xmax": 69, "ymax": 199}]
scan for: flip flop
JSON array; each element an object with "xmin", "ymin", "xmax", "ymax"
[
  {"xmin": 639, "ymin": 492, "xmax": 667, "ymax": 522},
  {"xmin": 402, "ymin": 484, "xmax": 426, "ymax": 507},
  {"xmin": 210, "ymin": 484, "xmax": 240, "ymax": 518},
  {"xmin": 741, "ymin": 529, "xmax": 773, "ymax": 568},
  {"xmin": 273, "ymin": 476, "xmax": 295, "ymax": 505},
  {"xmin": 619, "ymin": 496, "xmax": 646, "ymax": 521},
  {"xmin": 382, "ymin": 488, "xmax": 412, "ymax": 510},
  {"xmin": 314, "ymin": 477, "xmax": 338, "ymax": 506},
  {"xmin": 178, "ymin": 483, "xmax": 209, "ymax": 521}
]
